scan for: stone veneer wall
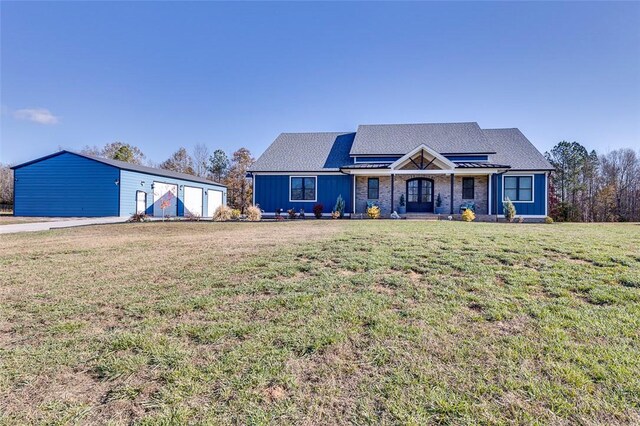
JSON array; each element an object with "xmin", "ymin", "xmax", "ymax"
[{"xmin": 355, "ymin": 174, "xmax": 489, "ymax": 216}]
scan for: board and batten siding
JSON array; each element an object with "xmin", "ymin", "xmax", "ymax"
[
  {"xmin": 119, "ymin": 170, "xmax": 226, "ymax": 217},
  {"xmin": 254, "ymin": 174, "xmax": 352, "ymax": 214},
  {"xmin": 492, "ymin": 173, "xmax": 547, "ymax": 216},
  {"xmin": 13, "ymin": 152, "xmax": 120, "ymax": 217}
]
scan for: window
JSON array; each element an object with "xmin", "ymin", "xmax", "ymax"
[
  {"xmin": 368, "ymin": 178, "xmax": 379, "ymax": 199},
  {"xmin": 504, "ymin": 176, "xmax": 533, "ymax": 201},
  {"xmin": 462, "ymin": 177, "xmax": 474, "ymax": 199},
  {"xmin": 407, "ymin": 180, "xmax": 418, "ymax": 202},
  {"xmin": 290, "ymin": 176, "xmax": 316, "ymax": 201}
]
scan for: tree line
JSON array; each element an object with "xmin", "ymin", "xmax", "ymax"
[
  {"xmin": 0, "ymin": 142, "xmax": 256, "ymax": 212},
  {"xmin": 2, "ymin": 140, "xmax": 638, "ymax": 221},
  {"xmin": 545, "ymin": 142, "xmax": 639, "ymax": 222}
]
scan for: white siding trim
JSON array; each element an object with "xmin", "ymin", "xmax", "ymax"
[
  {"xmin": 352, "ymin": 175, "xmax": 356, "ymax": 214},
  {"xmin": 488, "ymin": 174, "xmax": 492, "ymax": 215},
  {"xmin": 344, "ymin": 169, "xmax": 500, "ymax": 176},
  {"xmin": 545, "ymin": 172, "xmax": 549, "ymax": 217},
  {"xmin": 251, "ymin": 171, "xmax": 343, "ymax": 176}
]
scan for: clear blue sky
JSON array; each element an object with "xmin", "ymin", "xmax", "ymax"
[{"xmin": 1, "ymin": 1, "xmax": 639, "ymax": 165}]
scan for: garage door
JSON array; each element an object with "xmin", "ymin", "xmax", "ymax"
[
  {"xmin": 207, "ymin": 190, "xmax": 223, "ymax": 217},
  {"xmin": 153, "ymin": 182, "xmax": 178, "ymax": 217},
  {"xmin": 184, "ymin": 186, "xmax": 203, "ymax": 217}
]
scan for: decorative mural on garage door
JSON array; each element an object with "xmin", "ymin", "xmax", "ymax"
[{"xmin": 153, "ymin": 182, "xmax": 178, "ymax": 217}]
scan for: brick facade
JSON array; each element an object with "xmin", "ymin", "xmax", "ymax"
[{"xmin": 355, "ymin": 174, "xmax": 489, "ymax": 216}]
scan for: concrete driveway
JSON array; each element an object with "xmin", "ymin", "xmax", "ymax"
[{"xmin": 0, "ymin": 217, "xmax": 127, "ymax": 234}]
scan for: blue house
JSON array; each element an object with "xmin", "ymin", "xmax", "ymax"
[
  {"xmin": 249, "ymin": 122, "xmax": 553, "ymax": 219},
  {"xmin": 11, "ymin": 151, "xmax": 226, "ymax": 217}
]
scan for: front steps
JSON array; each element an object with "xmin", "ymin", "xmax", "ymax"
[{"xmin": 403, "ymin": 213, "xmax": 441, "ymax": 221}]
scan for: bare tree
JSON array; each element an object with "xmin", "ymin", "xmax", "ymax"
[
  {"xmin": 160, "ymin": 147, "xmax": 195, "ymax": 175},
  {"xmin": 192, "ymin": 144, "xmax": 210, "ymax": 178},
  {"xmin": 0, "ymin": 163, "xmax": 13, "ymax": 204},
  {"xmin": 225, "ymin": 148, "xmax": 255, "ymax": 212}
]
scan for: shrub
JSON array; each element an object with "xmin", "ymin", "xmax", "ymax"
[
  {"xmin": 367, "ymin": 205, "xmax": 381, "ymax": 219},
  {"xmin": 503, "ymin": 197, "xmax": 516, "ymax": 222},
  {"xmin": 246, "ymin": 205, "xmax": 262, "ymax": 221},
  {"xmin": 230, "ymin": 209, "xmax": 241, "ymax": 220},
  {"xmin": 287, "ymin": 209, "xmax": 297, "ymax": 219},
  {"xmin": 399, "ymin": 194, "xmax": 406, "ymax": 207},
  {"xmin": 128, "ymin": 212, "xmax": 147, "ymax": 222},
  {"xmin": 461, "ymin": 209, "xmax": 475, "ymax": 222},
  {"xmin": 331, "ymin": 211, "xmax": 341, "ymax": 219},
  {"xmin": 334, "ymin": 195, "xmax": 345, "ymax": 219},
  {"xmin": 313, "ymin": 203, "xmax": 324, "ymax": 219},
  {"xmin": 299, "ymin": 208, "xmax": 305, "ymax": 219},
  {"xmin": 186, "ymin": 212, "xmax": 201, "ymax": 221},
  {"xmin": 544, "ymin": 216, "xmax": 554, "ymax": 224},
  {"xmin": 213, "ymin": 205, "xmax": 232, "ymax": 222}
]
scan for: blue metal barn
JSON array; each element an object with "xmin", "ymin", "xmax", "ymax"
[{"xmin": 11, "ymin": 151, "xmax": 227, "ymax": 218}]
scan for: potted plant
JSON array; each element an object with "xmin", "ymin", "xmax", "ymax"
[
  {"xmin": 398, "ymin": 194, "xmax": 406, "ymax": 215},
  {"xmin": 313, "ymin": 203, "xmax": 324, "ymax": 219},
  {"xmin": 434, "ymin": 193, "xmax": 444, "ymax": 214}
]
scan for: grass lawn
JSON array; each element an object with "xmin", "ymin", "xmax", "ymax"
[{"xmin": 1, "ymin": 221, "xmax": 639, "ymax": 424}]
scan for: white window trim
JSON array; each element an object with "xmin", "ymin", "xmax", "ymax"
[
  {"xmin": 289, "ymin": 175, "xmax": 317, "ymax": 202},
  {"xmin": 502, "ymin": 174, "xmax": 535, "ymax": 203}
]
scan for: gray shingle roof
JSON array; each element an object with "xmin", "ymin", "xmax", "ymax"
[
  {"xmin": 483, "ymin": 129, "xmax": 553, "ymax": 171},
  {"xmin": 13, "ymin": 150, "xmax": 226, "ymax": 187},
  {"xmin": 249, "ymin": 132, "xmax": 355, "ymax": 172},
  {"xmin": 250, "ymin": 123, "xmax": 551, "ymax": 172},
  {"xmin": 79, "ymin": 152, "xmax": 227, "ymax": 186},
  {"xmin": 350, "ymin": 122, "xmax": 495, "ymax": 155}
]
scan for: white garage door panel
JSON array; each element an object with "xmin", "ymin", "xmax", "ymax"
[
  {"xmin": 207, "ymin": 190, "xmax": 223, "ymax": 217},
  {"xmin": 153, "ymin": 182, "xmax": 178, "ymax": 217},
  {"xmin": 184, "ymin": 186, "xmax": 203, "ymax": 217}
]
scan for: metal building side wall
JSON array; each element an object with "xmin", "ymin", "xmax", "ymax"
[
  {"xmin": 13, "ymin": 152, "xmax": 120, "ymax": 217},
  {"xmin": 253, "ymin": 174, "xmax": 352, "ymax": 214},
  {"xmin": 119, "ymin": 170, "xmax": 227, "ymax": 217}
]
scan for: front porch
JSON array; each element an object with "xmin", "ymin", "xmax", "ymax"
[
  {"xmin": 342, "ymin": 144, "xmax": 508, "ymax": 218},
  {"xmin": 353, "ymin": 173, "xmax": 490, "ymax": 217}
]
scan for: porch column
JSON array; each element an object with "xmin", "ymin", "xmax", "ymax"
[
  {"xmin": 391, "ymin": 174, "xmax": 395, "ymax": 212},
  {"xmin": 450, "ymin": 173, "xmax": 454, "ymax": 214}
]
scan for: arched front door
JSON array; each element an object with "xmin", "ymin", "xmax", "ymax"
[{"xmin": 406, "ymin": 178, "xmax": 434, "ymax": 213}]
